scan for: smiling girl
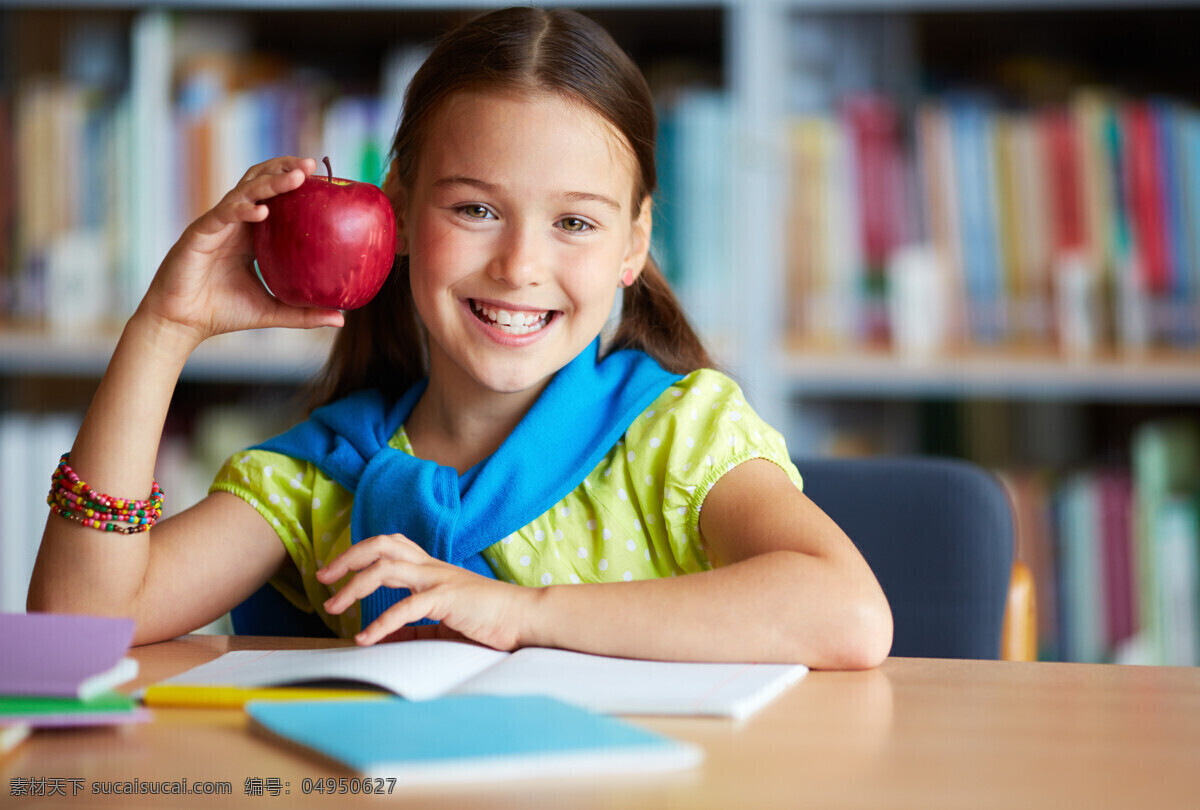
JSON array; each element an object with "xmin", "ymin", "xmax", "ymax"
[{"xmin": 29, "ymin": 7, "xmax": 891, "ymax": 669}]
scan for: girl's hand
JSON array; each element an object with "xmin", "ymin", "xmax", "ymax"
[
  {"xmin": 317, "ymin": 534, "xmax": 540, "ymax": 650},
  {"xmin": 139, "ymin": 156, "xmax": 345, "ymax": 345}
]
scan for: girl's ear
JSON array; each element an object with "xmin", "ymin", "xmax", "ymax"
[
  {"xmin": 621, "ymin": 194, "xmax": 654, "ymax": 286},
  {"xmin": 383, "ymin": 159, "xmax": 408, "ymax": 255}
]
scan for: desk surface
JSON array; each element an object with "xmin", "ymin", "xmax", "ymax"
[{"xmin": 4, "ymin": 635, "xmax": 1199, "ymax": 809}]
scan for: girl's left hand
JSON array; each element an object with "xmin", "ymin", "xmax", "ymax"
[{"xmin": 316, "ymin": 534, "xmax": 538, "ymax": 650}]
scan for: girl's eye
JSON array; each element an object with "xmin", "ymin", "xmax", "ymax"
[
  {"xmin": 559, "ymin": 217, "xmax": 592, "ymax": 233},
  {"xmin": 459, "ymin": 205, "xmax": 494, "ymax": 220}
]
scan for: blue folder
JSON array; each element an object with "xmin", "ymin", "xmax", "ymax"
[{"xmin": 246, "ymin": 695, "xmax": 702, "ymax": 784}]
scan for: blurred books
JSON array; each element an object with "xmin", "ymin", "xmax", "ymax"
[
  {"xmin": 1, "ymin": 11, "xmax": 427, "ymax": 330},
  {"xmin": 0, "ymin": 613, "xmax": 149, "ymax": 728},
  {"xmin": 785, "ymin": 90, "xmax": 1200, "ymax": 357},
  {"xmin": 1001, "ymin": 419, "xmax": 1200, "ymax": 665}
]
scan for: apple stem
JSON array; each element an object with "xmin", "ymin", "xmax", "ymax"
[{"xmin": 322, "ymin": 156, "xmax": 332, "ymax": 182}]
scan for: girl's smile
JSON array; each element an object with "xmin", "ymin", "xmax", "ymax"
[{"xmin": 467, "ymin": 298, "xmax": 556, "ymax": 339}]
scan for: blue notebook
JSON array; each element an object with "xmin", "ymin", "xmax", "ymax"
[{"xmin": 247, "ymin": 696, "xmax": 702, "ymax": 784}]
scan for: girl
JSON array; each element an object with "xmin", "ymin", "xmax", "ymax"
[{"xmin": 29, "ymin": 7, "xmax": 891, "ymax": 669}]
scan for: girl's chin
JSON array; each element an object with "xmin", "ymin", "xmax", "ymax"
[{"xmin": 467, "ymin": 368, "xmax": 556, "ymax": 398}]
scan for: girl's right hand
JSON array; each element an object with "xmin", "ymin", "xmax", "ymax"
[{"xmin": 137, "ymin": 156, "xmax": 345, "ymax": 345}]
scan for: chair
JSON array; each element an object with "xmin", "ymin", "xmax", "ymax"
[{"xmin": 792, "ymin": 456, "xmax": 1033, "ymax": 660}]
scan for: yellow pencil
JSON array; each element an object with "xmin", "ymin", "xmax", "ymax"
[{"xmin": 141, "ymin": 685, "xmax": 387, "ymax": 709}]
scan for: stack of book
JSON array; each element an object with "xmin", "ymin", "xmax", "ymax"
[
  {"xmin": 1000, "ymin": 418, "xmax": 1200, "ymax": 665},
  {"xmin": 785, "ymin": 89, "xmax": 1200, "ymax": 355},
  {"xmin": 0, "ymin": 613, "xmax": 150, "ymax": 752}
]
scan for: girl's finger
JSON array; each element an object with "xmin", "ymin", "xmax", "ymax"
[
  {"xmin": 186, "ymin": 168, "xmax": 308, "ymax": 242},
  {"xmin": 238, "ymin": 156, "xmax": 316, "ymax": 185},
  {"xmin": 316, "ymin": 534, "xmax": 422, "ymax": 582},
  {"xmin": 323, "ymin": 556, "xmax": 429, "ymax": 615},
  {"xmin": 234, "ymin": 166, "xmax": 308, "ymax": 208},
  {"xmin": 323, "ymin": 565, "xmax": 392, "ymax": 614},
  {"xmin": 260, "ymin": 300, "xmax": 345, "ymax": 332},
  {"xmin": 356, "ymin": 592, "xmax": 437, "ymax": 646}
]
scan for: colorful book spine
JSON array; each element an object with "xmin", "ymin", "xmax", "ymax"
[
  {"xmin": 842, "ymin": 95, "xmax": 903, "ymax": 344},
  {"xmin": 1124, "ymin": 102, "xmax": 1170, "ymax": 297},
  {"xmin": 1043, "ymin": 108, "xmax": 1087, "ymax": 257},
  {"xmin": 1155, "ymin": 496, "xmax": 1200, "ymax": 667},
  {"xmin": 1098, "ymin": 470, "xmax": 1136, "ymax": 650},
  {"xmin": 992, "ymin": 113, "xmax": 1022, "ymax": 337},
  {"xmin": 1181, "ymin": 110, "xmax": 1200, "ymax": 342},
  {"xmin": 1154, "ymin": 101, "xmax": 1195, "ymax": 346},
  {"xmin": 948, "ymin": 95, "xmax": 1005, "ymax": 344}
]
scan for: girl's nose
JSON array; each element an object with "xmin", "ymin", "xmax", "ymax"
[{"xmin": 489, "ymin": 224, "xmax": 546, "ymax": 288}]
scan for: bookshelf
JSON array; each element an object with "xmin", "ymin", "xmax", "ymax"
[
  {"xmin": 770, "ymin": 1, "xmax": 1200, "ymax": 669},
  {"xmin": 2, "ymin": 1, "xmax": 1199, "ymax": 663}
]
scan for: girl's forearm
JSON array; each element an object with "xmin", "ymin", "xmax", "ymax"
[
  {"xmin": 524, "ymin": 550, "xmax": 892, "ymax": 670},
  {"xmin": 26, "ymin": 310, "xmax": 200, "ymax": 617}
]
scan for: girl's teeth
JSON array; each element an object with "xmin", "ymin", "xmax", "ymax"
[{"xmin": 471, "ymin": 300, "xmax": 549, "ymax": 335}]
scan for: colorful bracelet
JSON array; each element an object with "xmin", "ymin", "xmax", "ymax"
[{"xmin": 46, "ymin": 454, "xmax": 164, "ymax": 534}]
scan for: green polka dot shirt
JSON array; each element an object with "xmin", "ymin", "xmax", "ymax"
[{"xmin": 210, "ymin": 368, "xmax": 803, "ymax": 638}]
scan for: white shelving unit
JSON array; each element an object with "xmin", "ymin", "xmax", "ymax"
[
  {"xmin": 0, "ymin": 327, "xmax": 335, "ymax": 382},
  {"xmin": 779, "ymin": 349, "xmax": 1200, "ymax": 402}
]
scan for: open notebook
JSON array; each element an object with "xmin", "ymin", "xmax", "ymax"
[{"xmin": 148, "ymin": 640, "xmax": 807, "ymax": 721}]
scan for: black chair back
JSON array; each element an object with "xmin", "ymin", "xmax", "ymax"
[{"xmin": 793, "ymin": 457, "xmax": 1014, "ymax": 659}]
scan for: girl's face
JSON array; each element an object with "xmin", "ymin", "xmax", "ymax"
[{"xmin": 399, "ymin": 90, "xmax": 651, "ymax": 402}]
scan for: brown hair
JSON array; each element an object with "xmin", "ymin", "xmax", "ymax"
[{"xmin": 309, "ymin": 6, "xmax": 714, "ymax": 409}]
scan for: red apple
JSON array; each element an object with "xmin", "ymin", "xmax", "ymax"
[{"xmin": 253, "ymin": 157, "xmax": 397, "ymax": 309}]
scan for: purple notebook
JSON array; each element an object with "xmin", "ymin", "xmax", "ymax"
[{"xmin": 0, "ymin": 613, "xmax": 137, "ymax": 699}]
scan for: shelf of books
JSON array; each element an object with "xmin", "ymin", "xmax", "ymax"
[
  {"xmin": 782, "ymin": 68, "xmax": 1200, "ymax": 377},
  {"xmin": 1001, "ymin": 419, "xmax": 1200, "ymax": 667},
  {"xmin": 0, "ymin": 5, "xmax": 736, "ymax": 374},
  {"xmin": 781, "ymin": 5, "xmax": 1200, "ymax": 366},
  {"xmin": 779, "ymin": 6, "xmax": 1200, "ymax": 665}
]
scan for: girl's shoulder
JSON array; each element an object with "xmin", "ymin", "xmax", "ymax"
[
  {"xmin": 624, "ymin": 366, "xmax": 801, "ymax": 488},
  {"xmin": 655, "ymin": 367, "xmax": 744, "ymax": 406},
  {"xmin": 629, "ymin": 367, "xmax": 767, "ymax": 446}
]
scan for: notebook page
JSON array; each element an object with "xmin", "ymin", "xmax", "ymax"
[
  {"xmin": 155, "ymin": 640, "xmax": 509, "ymax": 700},
  {"xmin": 448, "ymin": 646, "xmax": 807, "ymax": 719}
]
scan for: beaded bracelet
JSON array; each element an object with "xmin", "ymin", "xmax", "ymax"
[{"xmin": 46, "ymin": 454, "xmax": 164, "ymax": 535}]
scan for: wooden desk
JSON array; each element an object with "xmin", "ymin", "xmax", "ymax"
[{"xmin": 4, "ymin": 635, "xmax": 1199, "ymax": 808}]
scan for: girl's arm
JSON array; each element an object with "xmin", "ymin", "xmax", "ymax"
[
  {"xmin": 529, "ymin": 458, "xmax": 893, "ymax": 669},
  {"xmin": 27, "ymin": 157, "xmax": 342, "ymax": 645},
  {"xmin": 320, "ymin": 458, "xmax": 893, "ymax": 669}
]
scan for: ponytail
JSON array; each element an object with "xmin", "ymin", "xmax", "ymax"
[
  {"xmin": 609, "ymin": 256, "xmax": 715, "ymax": 375},
  {"xmin": 306, "ymin": 257, "xmax": 426, "ymax": 411}
]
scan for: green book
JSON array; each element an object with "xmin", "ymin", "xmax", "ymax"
[
  {"xmin": 0, "ymin": 690, "xmax": 149, "ymax": 727},
  {"xmin": 1132, "ymin": 420, "xmax": 1200, "ymax": 665}
]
